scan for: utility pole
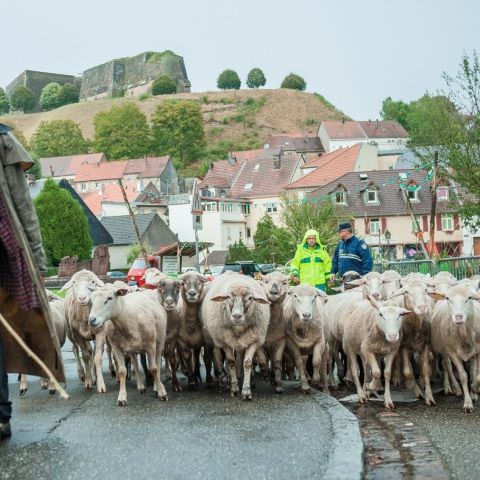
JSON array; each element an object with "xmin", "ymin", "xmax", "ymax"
[
  {"xmin": 429, "ymin": 151, "xmax": 439, "ymax": 263},
  {"xmin": 191, "ymin": 178, "xmax": 202, "ymax": 272},
  {"xmin": 118, "ymin": 179, "xmax": 149, "ymax": 264}
]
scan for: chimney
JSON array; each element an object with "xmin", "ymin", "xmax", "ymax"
[
  {"xmin": 273, "ymin": 147, "xmax": 283, "ymax": 170},
  {"xmin": 227, "ymin": 152, "xmax": 237, "ymax": 165},
  {"xmin": 376, "ymin": 119, "xmax": 379, "ymax": 129},
  {"xmin": 49, "ymin": 165, "xmax": 55, "ymax": 177},
  {"xmin": 341, "ymin": 117, "xmax": 345, "ymax": 124}
]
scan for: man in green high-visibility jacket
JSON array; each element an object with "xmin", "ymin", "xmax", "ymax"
[{"xmin": 290, "ymin": 229, "xmax": 332, "ymax": 292}]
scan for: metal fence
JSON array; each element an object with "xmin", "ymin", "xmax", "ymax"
[{"xmin": 373, "ymin": 256, "xmax": 480, "ymax": 279}]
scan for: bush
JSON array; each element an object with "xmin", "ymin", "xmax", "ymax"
[
  {"xmin": 94, "ymin": 103, "xmax": 152, "ymax": 160},
  {"xmin": 217, "ymin": 69, "xmax": 241, "ymax": 90},
  {"xmin": 246, "ymin": 68, "xmax": 266, "ymax": 89},
  {"xmin": 281, "ymin": 73, "xmax": 307, "ymax": 91},
  {"xmin": 57, "ymin": 83, "xmax": 79, "ymax": 106},
  {"xmin": 151, "ymin": 75, "xmax": 177, "ymax": 95},
  {"xmin": 34, "ymin": 179, "xmax": 92, "ymax": 265},
  {"xmin": 0, "ymin": 87, "xmax": 10, "ymax": 114},
  {"xmin": 40, "ymin": 82, "xmax": 62, "ymax": 111},
  {"xmin": 10, "ymin": 86, "xmax": 36, "ymax": 112},
  {"xmin": 138, "ymin": 93, "xmax": 150, "ymax": 101},
  {"xmin": 30, "ymin": 120, "xmax": 89, "ymax": 158}
]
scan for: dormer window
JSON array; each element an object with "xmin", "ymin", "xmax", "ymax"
[
  {"xmin": 243, "ymin": 183, "xmax": 253, "ymax": 191},
  {"xmin": 407, "ymin": 188, "xmax": 419, "ymax": 202},
  {"xmin": 334, "ymin": 188, "xmax": 347, "ymax": 205},
  {"xmin": 437, "ymin": 186, "xmax": 449, "ymax": 202},
  {"xmin": 365, "ymin": 189, "xmax": 379, "ymax": 204}
]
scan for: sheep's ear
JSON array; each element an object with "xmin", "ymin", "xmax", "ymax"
[
  {"xmin": 399, "ymin": 308, "xmax": 412, "ymax": 316},
  {"xmin": 315, "ymin": 289, "xmax": 328, "ymax": 302},
  {"xmin": 428, "ymin": 291, "xmax": 446, "ymax": 301},
  {"xmin": 114, "ymin": 288, "xmax": 129, "ymax": 297},
  {"xmin": 346, "ymin": 278, "xmax": 365, "ymax": 287},
  {"xmin": 210, "ymin": 294, "xmax": 231, "ymax": 302},
  {"xmin": 96, "ymin": 278, "xmax": 105, "ymax": 287},
  {"xmin": 389, "ymin": 287, "xmax": 406, "ymax": 298},
  {"xmin": 60, "ymin": 279, "xmax": 74, "ymax": 291},
  {"xmin": 366, "ymin": 294, "xmax": 380, "ymax": 310},
  {"xmin": 253, "ymin": 294, "xmax": 270, "ymax": 304},
  {"xmin": 200, "ymin": 275, "xmax": 208, "ymax": 283}
]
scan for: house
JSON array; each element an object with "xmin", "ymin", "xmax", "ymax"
[
  {"xmin": 318, "ymin": 120, "xmax": 409, "ymax": 153},
  {"xmin": 283, "ymin": 143, "xmax": 379, "ymax": 199},
  {"xmin": 100, "ymin": 213, "xmax": 177, "ymax": 269},
  {"xmin": 308, "ymin": 169, "xmax": 463, "ymax": 259},
  {"xmin": 39, "ymin": 153, "xmax": 106, "ymax": 181}
]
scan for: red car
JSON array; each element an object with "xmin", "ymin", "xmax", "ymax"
[{"xmin": 127, "ymin": 256, "xmax": 159, "ymax": 287}]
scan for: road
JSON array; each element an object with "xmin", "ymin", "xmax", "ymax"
[{"xmin": 0, "ymin": 347, "xmax": 362, "ymax": 480}]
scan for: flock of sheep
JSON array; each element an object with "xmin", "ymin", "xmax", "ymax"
[{"xmin": 20, "ymin": 267, "xmax": 480, "ymax": 413}]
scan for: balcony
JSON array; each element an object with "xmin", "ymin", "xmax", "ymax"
[{"xmin": 219, "ymin": 211, "xmax": 247, "ymax": 223}]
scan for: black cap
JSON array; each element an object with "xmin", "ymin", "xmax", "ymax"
[
  {"xmin": 338, "ymin": 222, "xmax": 352, "ymax": 232},
  {"xmin": 0, "ymin": 124, "xmax": 12, "ymax": 134}
]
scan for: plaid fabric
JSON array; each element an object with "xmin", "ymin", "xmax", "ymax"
[{"xmin": 0, "ymin": 193, "xmax": 40, "ymax": 311}]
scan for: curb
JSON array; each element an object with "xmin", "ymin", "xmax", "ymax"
[{"xmin": 313, "ymin": 393, "xmax": 364, "ymax": 480}]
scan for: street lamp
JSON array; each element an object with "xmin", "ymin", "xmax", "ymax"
[{"xmin": 384, "ymin": 229, "xmax": 391, "ymax": 260}]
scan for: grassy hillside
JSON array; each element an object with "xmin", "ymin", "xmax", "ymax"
[{"xmin": 0, "ymin": 89, "xmax": 349, "ymax": 175}]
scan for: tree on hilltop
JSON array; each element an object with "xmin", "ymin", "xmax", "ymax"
[
  {"xmin": 217, "ymin": 69, "xmax": 241, "ymax": 90},
  {"xmin": 30, "ymin": 120, "xmax": 89, "ymax": 158},
  {"xmin": 57, "ymin": 83, "xmax": 79, "ymax": 106},
  {"xmin": 152, "ymin": 76, "xmax": 177, "ymax": 95},
  {"xmin": 94, "ymin": 103, "xmax": 152, "ymax": 160},
  {"xmin": 246, "ymin": 68, "xmax": 266, "ymax": 89},
  {"xmin": 34, "ymin": 179, "xmax": 92, "ymax": 265},
  {"xmin": 10, "ymin": 86, "xmax": 36, "ymax": 113},
  {"xmin": 40, "ymin": 82, "xmax": 62, "ymax": 111},
  {"xmin": 281, "ymin": 73, "xmax": 307, "ymax": 91},
  {"xmin": 0, "ymin": 87, "xmax": 10, "ymax": 114}
]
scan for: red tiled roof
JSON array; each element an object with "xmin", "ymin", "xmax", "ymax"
[
  {"xmin": 321, "ymin": 121, "xmax": 367, "ymax": 140},
  {"xmin": 231, "ymin": 149, "xmax": 264, "ymax": 161},
  {"xmin": 74, "ymin": 161, "xmax": 127, "ymax": 183},
  {"xmin": 321, "ymin": 120, "xmax": 409, "ymax": 140},
  {"xmin": 284, "ymin": 144, "xmax": 361, "ymax": 190},
  {"xmin": 40, "ymin": 153, "xmax": 106, "ymax": 178},
  {"xmin": 198, "ymin": 159, "xmax": 243, "ymax": 189},
  {"xmin": 124, "ymin": 156, "xmax": 170, "ymax": 178},
  {"xmin": 80, "ymin": 181, "xmax": 138, "ymax": 216}
]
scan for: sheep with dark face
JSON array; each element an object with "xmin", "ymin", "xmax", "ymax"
[{"xmin": 201, "ymin": 273, "xmax": 270, "ymax": 400}]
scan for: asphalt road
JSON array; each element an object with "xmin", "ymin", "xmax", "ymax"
[{"xmin": 0, "ymin": 347, "xmax": 362, "ymax": 480}]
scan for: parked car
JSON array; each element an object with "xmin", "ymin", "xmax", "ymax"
[
  {"xmin": 259, "ymin": 263, "xmax": 276, "ymax": 274},
  {"xmin": 221, "ymin": 262, "xmax": 262, "ymax": 279},
  {"xmin": 127, "ymin": 256, "xmax": 159, "ymax": 287},
  {"xmin": 107, "ymin": 271, "xmax": 126, "ymax": 278}
]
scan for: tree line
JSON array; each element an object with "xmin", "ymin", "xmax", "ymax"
[{"xmin": 216, "ymin": 68, "xmax": 306, "ymax": 91}]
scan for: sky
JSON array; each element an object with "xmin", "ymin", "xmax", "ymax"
[{"xmin": 2, "ymin": 0, "xmax": 479, "ymax": 119}]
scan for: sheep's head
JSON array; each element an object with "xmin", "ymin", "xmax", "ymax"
[
  {"xmin": 390, "ymin": 281, "xmax": 431, "ymax": 316},
  {"xmin": 346, "ymin": 272, "xmax": 383, "ymax": 300},
  {"xmin": 211, "ymin": 283, "xmax": 269, "ymax": 325},
  {"xmin": 181, "ymin": 272, "xmax": 207, "ymax": 304},
  {"xmin": 157, "ymin": 278, "xmax": 182, "ymax": 311},
  {"xmin": 262, "ymin": 272, "xmax": 290, "ymax": 302},
  {"xmin": 366, "ymin": 296, "xmax": 410, "ymax": 343},
  {"xmin": 88, "ymin": 285, "xmax": 127, "ymax": 328},
  {"xmin": 287, "ymin": 285, "xmax": 327, "ymax": 324},
  {"xmin": 61, "ymin": 269, "xmax": 105, "ymax": 306},
  {"xmin": 142, "ymin": 268, "xmax": 165, "ymax": 287}
]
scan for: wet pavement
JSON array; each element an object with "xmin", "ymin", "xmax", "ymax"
[{"xmin": 0, "ymin": 347, "xmax": 363, "ymax": 480}]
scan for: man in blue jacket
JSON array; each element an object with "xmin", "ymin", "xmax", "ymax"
[{"xmin": 328, "ymin": 222, "xmax": 373, "ymax": 286}]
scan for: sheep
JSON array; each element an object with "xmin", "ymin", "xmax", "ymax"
[
  {"xmin": 142, "ymin": 268, "xmax": 166, "ymax": 288},
  {"xmin": 201, "ymin": 272, "xmax": 270, "ymax": 400},
  {"xmin": 88, "ymin": 285, "xmax": 168, "ymax": 406},
  {"xmin": 283, "ymin": 285, "xmax": 329, "ymax": 393},
  {"xmin": 341, "ymin": 294, "xmax": 410, "ymax": 408},
  {"xmin": 62, "ymin": 269, "xmax": 106, "ymax": 391},
  {"xmin": 429, "ymin": 284, "xmax": 480, "ymax": 412},
  {"xmin": 381, "ymin": 270, "xmax": 402, "ymax": 298},
  {"xmin": 260, "ymin": 271, "xmax": 290, "ymax": 393}
]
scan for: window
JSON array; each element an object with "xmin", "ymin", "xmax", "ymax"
[
  {"xmin": 437, "ymin": 186, "xmax": 449, "ymax": 202},
  {"xmin": 242, "ymin": 203, "xmax": 251, "ymax": 215},
  {"xmin": 266, "ymin": 202, "xmax": 278, "ymax": 213},
  {"xmin": 219, "ymin": 189, "xmax": 227, "ymax": 197},
  {"xmin": 95, "ymin": 182, "xmax": 101, "ymax": 190},
  {"xmin": 239, "ymin": 230, "xmax": 243, "ymax": 240},
  {"xmin": 442, "ymin": 214, "xmax": 453, "ymax": 231},
  {"xmin": 220, "ymin": 202, "xmax": 234, "ymax": 213},
  {"xmin": 81, "ymin": 183, "xmax": 87, "ymax": 192},
  {"xmin": 334, "ymin": 190, "xmax": 347, "ymax": 205},
  {"xmin": 204, "ymin": 202, "xmax": 216, "ymax": 212},
  {"xmin": 137, "ymin": 180, "xmax": 144, "ymax": 192},
  {"xmin": 412, "ymin": 215, "xmax": 422, "ymax": 233},
  {"xmin": 254, "ymin": 164, "xmax": 260, "ymax": 171},
  {"xmin": 226, "ymin": 227, "xmax": 232, "ymax": 241},
  {"xmin": 247, "ymin": 228, "xmax": 251, "ymax": 238},
  {"xmin": 407, "ymin": 188, "xmax": 419, "ymax": 201},
  {"xmin": 370, "ymin": 219, "xmax": 380, "ymax": 235},
  {"xmin": 244, "ymin": 183, "xmax": 253, "ymax": 191},
  {"xmin": 366, "ymin": 189, "xmax": 379, "ymax": 203}
]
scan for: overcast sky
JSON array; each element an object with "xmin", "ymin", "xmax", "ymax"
[{"xmin": 2, "ymin": 0, "xmax": 478, "ymax": 119}]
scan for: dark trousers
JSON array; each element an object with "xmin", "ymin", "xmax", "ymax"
[{"xmin": 0, "ymin": 332, "xmax": 11, "ymax": 423}]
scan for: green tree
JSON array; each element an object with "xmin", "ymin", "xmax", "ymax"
[
  {"xmin": 252, "ymin": 215, "xmax": 293, "ymax": 264},
  {"xmin": 151, "ymin": 100, "xmax": 206, "ymax": 167},
  {"xmin": 226, "ymin": 240, "xmax": 253, "ymax": 262},
  {"xmin": 282, "ymin": 197, "xmax": 341, "ymax": 252},
  {"xmin": 10, "ymin": 86, "xmax": 36, "ymax": 113},
  {"xmin": 94, "ymin": 103, "xmax": 152, "ymax": 160},
  {"xmin": 281, "ymin": 73, "xmax": 307, "ymax": 91},
  {"xmin": 246, "ymin": 68, "xmax": 266, "ymax": 89},
  {"xmin": 217, "ymin": 69, "xmax": 241, "ymax": 90},
  {"xmin": 0, "ymin": 87, "xmax": 9, "ymax": 114},
  {"xmin": 151, "ymin": 75, "xmax": 177, "ymax": 95},
  {"xmin": 40, "ymin": 82, "xmax": 61, "ymax": 111},
  {"xmin": 57, "ymin": 83, "xmax": 79, "ymax": 106},
  {"xmin": 380, "ymin": 97, "xmax": 411, "ymax": 131},
  {"xmin": 34, "ymin": 179, "xmax": 92, "ymax": 265},
  {"xmin": 30, "ymin": 120, "xmax": 89, "ymax": 158}
]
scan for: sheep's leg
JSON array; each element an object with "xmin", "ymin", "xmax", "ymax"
[
  {"xmin": 40, "ymin": 377, "xmax": 49, "ymax": 390},
  {"xmin": 364, "ymin": 351, "xmax": 382, "ymax": 393},
  {"xmin": 94, "ymin": 330, "xmax": 107, "ymax": 393},
  {"xmin": 241, "ymin": 343, "xmax": 258, "ymax": 401},
  {"xmin": 383, "ymin": 351, "xmax": 397, "ymax": 409},
  {"xmin": 286, "ymin": 339, "xmax": 310, "ymax": 393},
  {"xmin": 70, "ymin": 339, "xmax": 85, "ymax": 383},
  {"xmin": 19, "ymin": 374, "xmax": 28, "ymax": 395},
  {"xmin": 224, "ymin": 346, "xmax": 240, "ymax": 395},
  {"xmin": 450, "ymin": 352, "xmax": 474, "ymax": 412},
  {"xmin": 178, "ymin": 340, "xmax": 196, "ymax": 389},
  {"xmin": 472, "ymin": 353, "xmax": 480, "ymax": 400},
  {"xmin": 203, "ymin": 345, "xmax": 214, "ymax": 387},
  {"xmin": 256, "ymin": 347, "xmax": 269, "ymax": 379},
  {"xmin": 106, "ymin": 338, "xmax": 115, "ymax": 377},
  {"xmin": 392, "ymin": 356, "xmax": 402, "ymax": 387},
  {"xmin": 111, "ymin": 345, "xmax": 127, "ymax": 406},
  {"xmin": 311, "ymin": 340, "xmax": 325, "ymax": 390},
  {"xmin": 235, "ymin": 349, "xmax": 244, "ymax": 383},
  {"xmin": 153, "ymin": 348, "xmax": 168, "ymax": 401},
  {"xmin": 445, "ymin": 355, "xmax": 462, "ymax": 396},
  {"xmin": 77, "ymin": 338, "xmax": 94, "ymax": 389},
  {"xmin": 421, "ymin": 345, "xmax": 435, "ymax": 405},
  {"xmin": 320, "ymin": 342, "xmax": 330, "ymax": 394},
  {"xmin": 193, "ymin": 348, "xmax": 202, "ymax": 384},
  {"xmin": 167, "ymin": 346, "xmax": 182, "ymax": 392},
  {"xmin": 346, "ymin": 348, "xmax": 368, "ymax": 403},
  {"xmin": 130, "ymin": 354, "xmax": 146, "ymax": 393},
  {"xmin": 271, "ymin": 340, "xmax": 286, "ymax": 393},
  {"xmin": 402, "ymin": 348, "xmax": 423, "ymax": 399}
]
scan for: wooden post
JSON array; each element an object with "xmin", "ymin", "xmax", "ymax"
[
  {"xmin": 429, "ymin": 151, "xmax": 439, "ymax": 260},
  {"xmin": 402, "ymin": 189, "xmax": 431, "ymax": 261},
  {"xmin": 118, "ymin": 179, "xmax": 148, "ymax": 264}
]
